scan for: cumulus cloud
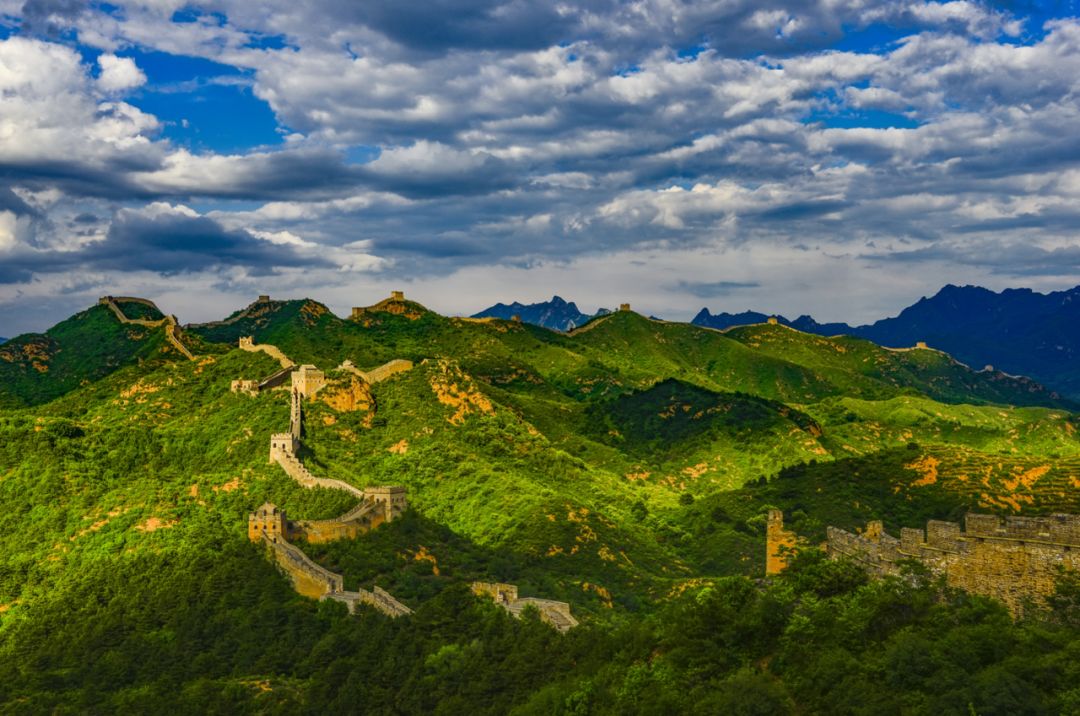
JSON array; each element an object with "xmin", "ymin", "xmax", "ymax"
[
  {"xmin": 2, "ymin": 1, "xmax": 1080, "ymax": 336},
  {"xmin": 96, "ymin": 53, "xmax": 146, "ymax": 92}
]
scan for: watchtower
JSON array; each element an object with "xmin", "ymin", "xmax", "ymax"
[
  {"xmin": 767, "ymin": 317, "xmax": 778, "ymax": 325},
  {"xmin": 269, "ymin": 433, "xmax": 299, "ymax": 463},
  {"xmin": 391, "ymin": 290, "xmax": 405, "ymax": 301},
  {"xmin": 249, "ymin": 503, "xmax": 287, "ymax": 542},
  {"xmin": 292, "ymin": 365, "xmax": 326, "ymax": 398},
  {"xmin": 364, "ymin": 486, "xmax": 408, "ymax": 522},
  {"xmin": 258, "ymin": 295, "xmax": 270, "ymax": 303},
  {"xmin": 239, "ymin": 336, "xmax": 254, "ymax": 350},
  {"xmin": 766, "ymin": 509, "xmax": 796, "ymax": 575},
  {"xmin": 915, "ymin": 341, "xmax": 928, "ymax": 349},
  {"xmin": 472, "ymin": 581, "xmax": 519, "ymax": 605},
  {"xmin": 619, "ymin": 303, "xmax": 631, "ymax": 312}
]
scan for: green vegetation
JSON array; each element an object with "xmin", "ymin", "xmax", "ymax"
[{"xmin": 1, "ymin": 297, "xmax": 1078, "ymax": 713}]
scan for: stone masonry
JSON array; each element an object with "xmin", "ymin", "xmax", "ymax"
[
  {"xmin": 765, "ymin": 509, "xmax": 797, "ymax": 576},
  {"xmin": 99, "ymin": 296, "xmax": 195, "ymax": 361},
  {"xmin": 471, "ymin": 582, "xmax": 579, "ymax": 632},
  {"xmin": 251, "ymin": 369, "xmax": 411, "ymax": 618},
  {"xmin": 825, "ymin": 512, "xmax": 1080, "ymax": 616}
]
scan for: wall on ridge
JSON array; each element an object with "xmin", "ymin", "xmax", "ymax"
[
  {"xmin": 264, "ymin": 536, "xmax": 344, "ymax": 598},
  {"xmin": 825, "ymin": 512, "xmax": 1080, "ymax": 616}
]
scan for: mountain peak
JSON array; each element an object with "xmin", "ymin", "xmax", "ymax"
[{"xmin": 472, "ymin": 296, "xmax": 599, "ymax": 331}]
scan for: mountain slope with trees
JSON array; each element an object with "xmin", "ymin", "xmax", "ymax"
[{"xmin": 1, "ymin": 294, "xmax": 1078, "ymax": 713}]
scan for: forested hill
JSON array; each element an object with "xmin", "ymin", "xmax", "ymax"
[
  {"xmin": 1, "ymin": 294, "xmax": 1079, "ymax": 712},
  {"xmin": 694, "ymin": 284, "xmax": 1080, "ymax": 399}
]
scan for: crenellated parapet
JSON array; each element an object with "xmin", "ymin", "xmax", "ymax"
[
  {"xmin": 251, "ymin": 379, "xmax": 412, "ymax": 618},
  {"xmin": 823, "ymin": 512, "xmax": 1080, "ymax": 616},
  {"xmin": 471, "ymin": 581, "xmax": 578, "ymax": 632}
]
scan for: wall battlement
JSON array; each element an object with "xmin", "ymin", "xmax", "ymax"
[
  {"xmin": 471, "ymin": 582, "xmax": 578, "ymax": 632},
  {"xmin": 99, "ymin": 296, "xmax": 195, "ymax": 361},
  {"xmin": 339, "ymin": 358, "xmax": 414, "ymax": 385},
  {"xmin": 251, "ymin": 380, "xmax": 413, "ymax": 618},
  {"xmin": 823, "ymin": 512, "xmax": 1080, "ymax": 616}
]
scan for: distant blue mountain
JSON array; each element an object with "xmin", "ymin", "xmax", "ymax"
[
  {"xmin": 0, "ymin": 337, "xmax": 7, "ymax": 345},
  {"xmin": 473, "ymin": 296, "xmax": 609, "ymax": 331},
  {"xmin": 694, "ymin": 284, "xmax": 1080, "ymax": 398}
]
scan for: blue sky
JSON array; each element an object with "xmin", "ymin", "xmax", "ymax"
[{"xmin": 1, "ymin": 0, "xmax": 1080, "ymax": 334}]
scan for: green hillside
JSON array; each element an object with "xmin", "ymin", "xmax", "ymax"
[
  {"xmin": 1, "ymin": 298, "xmax": 1078, "ymax": 712},
  {"xmin": 0, "ymin": 305, "xmax": 170, "ymax": 408}
]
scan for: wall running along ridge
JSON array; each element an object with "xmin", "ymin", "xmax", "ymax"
[
  {"xmin": 98, "ymin": 296, "xmax": 195, "ymax": 361},
  {"xmin": 339, "ymin": 359, "xmax": 414, "ymax": 384},
  {"xmin": 470, "ymin": 582, "xmax": 579, "ymax": 632},
  {"xmin": 250, "ymin": 377, "xmax": 411, "ymax": 618},
  {"xmin": 820, "ymin": 512, "xmax": 1080, "ymax": 617}
]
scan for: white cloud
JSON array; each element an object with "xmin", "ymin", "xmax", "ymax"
[{"xmin": 96, "ymin": 54, "xmax": 147, "ymax": 92}]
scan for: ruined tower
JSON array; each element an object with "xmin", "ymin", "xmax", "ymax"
[{"xmin": 766, "ymin": 509, "xmax": 797, "ymax": 575}]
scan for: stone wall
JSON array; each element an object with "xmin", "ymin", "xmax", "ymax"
[
  {"xmin": 238, "ymin": 337, "xmax": 294, "ymax": 369},
  {"xmin": 252, "ymin": 382, "xmax": 414, "ymax": 618},
  {"xmin": 99, "ymin": 296, "xmax": 195, "ymax": 361},
  {"xmin": 264, "ymin": 535, "xmax": 344, "ymax": 599},
  {"xmin": 324, "ymin": 586, "xmax": 413, "ymax": 618},
  {"xmin": 339, "ymin": 358, "xmax": 414, "ymax": 384},
  {"xmin": 471, "ymin": 581, "xmax": 578, "ymax": 632},
  {"xmin": 766, "ymin": 509, "xmax": 797, "ymax": 575},
  {"xmin": 825, "ymin": 512, "xmax": 1080, "ymax": 616}
]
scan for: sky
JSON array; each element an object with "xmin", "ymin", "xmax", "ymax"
[{"xmin": 2, "ymin": 0, "xmax": 1080, "ymax": 335}]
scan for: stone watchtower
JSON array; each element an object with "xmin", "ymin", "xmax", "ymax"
[
  {"xmin": 258, "ymin": 295, "xmax": 271, "ymax": 303},
  {"xmin": 390, "ymin": 291, "xmax": 405, "ymax": 301},
  {"xmin": 364, "ymin": 486, "xmax": 408, "ymax": 522},
  {"xmin": 292, "ymin": 365, "xmax": 326, "ymax": 399},
  {"xmin": 765, "ymin": 509, "xmax": 796, "ymax": 575},
  {"xmin": 249, "ymin": 503, "xmax": 288, "ymax": 542},
  {"xmin": 239, "ymin": 336, "xmax": 255, "ymax": 350},
  {"xmin": 767, "ymin": 317, "xmax": 779, "ymax": 325},
  {"xmin": 269, "ymin": 433, "xmax": 299, "ymax": 463},
  {"xmin": 619, "ymin": 303, "xmax": 631, "ymax": 312}
]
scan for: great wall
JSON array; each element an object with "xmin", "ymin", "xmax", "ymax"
[
  {"xmin": 229, "ymin": 330, "xmax": 412, "ymax": 617},
  {"xmin": 767, "ymin": 509, "xmax": 1080, "ymax": 616},
  {"xmin": 98, "ymin": 296, "xmax": 195, "ymax": 361},
  {"xmin": 93, "ymin": 291, "xmax": 579, "ymax": 627},
  {"xmin": 230, "ymin": 294, "xmax": 576, "ymax": 629}
]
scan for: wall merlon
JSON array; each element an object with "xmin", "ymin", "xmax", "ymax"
[{"xmin": 826, "ymin": 512, "xmax": 1080, "ymax": 616}]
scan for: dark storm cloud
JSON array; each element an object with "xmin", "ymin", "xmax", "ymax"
[
  {"xmin": 97, "ymin": 209, "xmax": 330, "ymax": 274},
  {"xmin": 370, "ymin": 235, "xmax": 490, "ymax": 258},
  {"xmin": 0, "ymin": 208, "xmax": 333, "ymax": 284},
  {"xmin": 0, "ymin": 188, "xmax": 37, "ymax": 217}
]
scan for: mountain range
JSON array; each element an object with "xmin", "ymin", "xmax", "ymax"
[
  {"xmin": 471, "ymin": 295, "xmax": 609, "ymax": 331},
  {"xmin": 1, "ymin": 293, "xmax": 1078, "ymax": 712},
  {"xmin": 481, "ymin": 284, "xmax": 1080, "ymax": 399}
]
